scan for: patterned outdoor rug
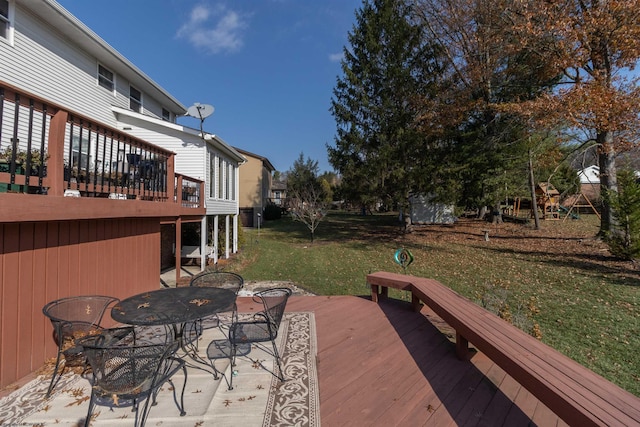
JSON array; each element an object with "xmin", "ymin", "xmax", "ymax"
[{"xmin": 0, "ymin": 312, "xmax": 319, "ymax": 427}]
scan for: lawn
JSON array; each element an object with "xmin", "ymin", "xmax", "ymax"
[{"xmin": 229, "ymin": 211, "xmax": 640, "ymax": 396}]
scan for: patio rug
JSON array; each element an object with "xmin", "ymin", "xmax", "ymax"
[{"xmin": 0, "ymin": 312, "xmax": 320, "ymax": 427}]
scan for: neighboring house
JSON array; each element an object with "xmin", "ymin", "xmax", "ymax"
[
  {"xmin": 578, "ymin": 165, "xmax": 600, "ymax": 184},
  {"xmin": 0, "ymin": 0, "xmax": 243, "ymax": 267},
  {"xmin": 234, "ymin": 147, "xmax": 275, "ymax": 227},
  {"xmin": 577, "ymin": 165, "xmax": 601, "ymax": 201},
  {"xmin": 270, "ymin": 179, "xmax": 287, "ymax": 207}
]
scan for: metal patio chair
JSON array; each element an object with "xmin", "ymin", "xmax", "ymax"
[
  {"xmin": 221, "ymin": 287, "xmax": 292, "ymax": 390},
  {"xmin": 42, "ymin": 295, "xmax": 119, "ymax": 397},
  {"xmin": 78, "ymin": 327, "xmax": 186, "ymax": 427},
  {"xmin": 189, "ymin": 271, "xmax": 244, "ymax": 330}
]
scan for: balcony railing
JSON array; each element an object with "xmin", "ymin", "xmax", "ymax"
[
  {"xmin": 0, "ymin": 80, "xmax": 202, "ymax": 206},
  {"xmin": 176, "ymin": 173, "xmax": 203, "ymax": 208}
]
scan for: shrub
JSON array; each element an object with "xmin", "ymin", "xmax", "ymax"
[{"xmin": 263, "ymin": 203, "xmax": 282, "ymax": 220}]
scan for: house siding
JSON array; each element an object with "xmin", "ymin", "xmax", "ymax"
[
  {"xmin": 236, "ymin": 151, "xmax": 274, "ymax": 226},
  {"xmin": 2, "ymin": 6, "xmax": 120, "ymax": 125},
  {"xmin": 115, "ymin": 112, "xmax": 241, "ymax": 216},
  {"xmin": 1, "ymin": 3, "xmax": 173, "ymax": 129}
]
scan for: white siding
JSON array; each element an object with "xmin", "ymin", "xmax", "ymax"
[
  {"xmin": 0, "ymin": 4, "xmax": 172, "ymax": 128},
  {"xmin": 1, "ymin": 7, "xmax": 120, "ymax": 125},
  {"xmin": 115, "ymin": 113, "xmax": 240, "ymax": 216}
]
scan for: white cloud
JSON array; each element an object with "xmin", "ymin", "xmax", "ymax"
[
  {"xmin": 177, "ymin": 4, "xmax": 247, "ymax": 54},
  {"xmin": 328, "ymin": 52, "xmax": 343, "ymax": 63}
]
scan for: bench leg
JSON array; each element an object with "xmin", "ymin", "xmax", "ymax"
[
  {"xmin": 455, "ymin": 333, "xmax": 470, "ymax": 360},
  {"xmin": 411, "ymin": 293, "xmax": 422, "ymax": 312},
  {"xmin": 371, "ymin": 285, "xmax": 391, "ymax": 303},
  {"xmin": 370, "ymin": 284, "xmax": 380, "ymax": 302}
]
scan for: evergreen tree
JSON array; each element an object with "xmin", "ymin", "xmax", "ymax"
[
  {"xmin": 606, "ymin": 167, "xmax": 640, "ymax": 260},
  {"xmin": 328, "ymin": 0, "xmax": 441, "ymax": 219}
]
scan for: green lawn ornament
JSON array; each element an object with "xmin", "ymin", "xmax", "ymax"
[{"xmin": 394, "ymin": 248, "xmax": 414, "ymax": 273}]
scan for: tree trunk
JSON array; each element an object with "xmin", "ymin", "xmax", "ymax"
[
  {"xmin": 478, "ymin": 205, "xmax": 488, "ymax": 220},
  {"xmin": 598, "ymin": 131, "xmax": 617, "ymax": 235},
  {"xmin": 528, "ymin": 150, "xmax": 540, "ymax": 230},
  {"xmin": 491, "ymin": 202, "xmax": 503, "ymax": 224}
]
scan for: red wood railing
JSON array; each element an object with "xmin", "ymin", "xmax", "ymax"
[{"xmin": 0, "ymin": 80, "xmax": 203, "ymax": 206}]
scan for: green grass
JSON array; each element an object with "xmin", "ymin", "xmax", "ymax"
[{"xmin": 230, "ymin": 212, "xmax": 640, "ymax": 396}]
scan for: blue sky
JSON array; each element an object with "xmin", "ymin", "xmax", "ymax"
[{"xmin": 57, "ymin": 0, "xmax": 363, "ymax": 173}]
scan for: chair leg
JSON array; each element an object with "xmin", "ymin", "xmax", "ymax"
[
  {"xmin": 45, "ymin": 349, "xmax": 64, "ymax": 398},
  {"xmin": 83, "ymin": 395, "xmax": 96, "ymax": 427},
  {"xmin": 175, "ymin": 365, "xmax": 187, "ymax": 416},
  {"xmin": 271, "ymin": 339, "xmax": 285, "ymax": 382},
  {"xmin": 137, "ymin": 396, "xmax": 153, "ymax": 427},
  {"xmin": 228, "ymin": 343, "xmax": 237, "ymax": 391}
]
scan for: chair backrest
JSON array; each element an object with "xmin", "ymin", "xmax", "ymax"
[
  {"xmin": 189, "ymin": 271, "xmax": 244, "ymax": 294},
  {"xmin": 256, "ymin": 288, "xmax": 292, "ymax": 330},
  {"xmin": 79, "ymin": 328, "xmax": 176, "ymax": 397},
  {"xmin": 43, "ymin": 295, "xmax": 119, "ymax": 326}
]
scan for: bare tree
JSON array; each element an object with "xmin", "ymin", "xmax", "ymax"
[{"xmin": 287, "ymin": 153, "xmax": 328, "ymax": 243}]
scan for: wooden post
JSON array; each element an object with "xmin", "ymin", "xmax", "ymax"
[
  {"xmin": 455, "ymin": 333, "xmax": 470, "ymax": 360},
  {"xmin": 411, "ymin": 293, "xmax": 422, "ymax": 312},
  {"xmin": 46, "ymin": 110, "xmax": 68, "ymax": 196},
  {"xmin": 175, "ymin": 217, "xmax": 182, "ymax": 285},
  {"xmin": 166, "ymin": 154, "xmax": 175, "ymax": 202},
  {"xmin": 370, "ymin": 284, "xmax": 380, "ymax": 302}
]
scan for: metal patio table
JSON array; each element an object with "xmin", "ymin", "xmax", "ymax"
[{"xmin": 111, "ymin": 286, "xmax": 236, "ymax": 376}]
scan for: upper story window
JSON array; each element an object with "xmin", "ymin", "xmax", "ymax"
[
  {"xmin": 97, "ymin": 64, "xmax": 114, "ymax": 91},
  {"xmin": 162, "ymin": 108, "xmax": 171, "ymax": 121},
  {"xmin": 129, "ymin": 86, "xmax": 142, "ymax": 112},
  {"xmin": 0, "ymin": 0, "xmax": 14, "ymax": 43}
]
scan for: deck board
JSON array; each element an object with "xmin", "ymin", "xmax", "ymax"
[{"xmin": 238, "ymin": 294, "xmax": 563, "ymax": 426}]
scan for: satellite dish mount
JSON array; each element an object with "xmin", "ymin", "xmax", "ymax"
[{"xmin": 186, "ymin": 103, "xmax": 214, "ymax": 139}]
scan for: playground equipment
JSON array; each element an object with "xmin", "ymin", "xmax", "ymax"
[
  {"xmin": 536, "ymin": 183, "xmax": 560, "ymax": 220},
  {"xmin": 560, "ymin": 190, "xmax": 601, "ymax": 221}
]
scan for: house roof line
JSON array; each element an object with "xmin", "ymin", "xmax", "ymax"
[
  {"xmin": 233, "ymin": 147, "xmax": 276, "ymax": 172},
  {"xmin": 112, "ymin": 106, "xmax": 246, "ymax": 164}
]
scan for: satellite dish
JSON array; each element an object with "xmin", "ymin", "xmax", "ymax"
[{"xmin": 186, "ymin": 103, "xmax": 214, "ymax": 120}]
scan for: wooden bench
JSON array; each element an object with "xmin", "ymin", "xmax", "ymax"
[{"xmin": 367, "ymin": 271, "xmax": 640, "ymax": 427}]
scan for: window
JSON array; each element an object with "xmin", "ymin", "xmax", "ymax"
[
  {"xmin": 209, "ymin": 152, "xmax": 216, "ymax": 197},
  {"xmin": 129, "ymin": 86, "xmax": 142, "ymax": 112},
  {"xmin": 225, "ymin": 163, "xmax": 232, "ymax": 200},
  {"xmin": 230, "ymin": 164, "xmax": 236, "ymax": 200},
  {"xmin": 97, "ymin": 64, "xmax": 114, "ymax": 91},
  {"xmin": 71, "ymin": 134, "xmax": 92, "ymax": 171},
  {"xmin": 162, "ymin": 108, "xmax": 171, "ymax": 121},
  {"xmin": 0, "ymin": 0, "xmax": 13, "ymax": 43},
  {"xmin": 218, "ymin": 158, "xmax": 224, "ymax": 199}
]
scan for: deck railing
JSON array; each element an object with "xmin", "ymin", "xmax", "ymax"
[
  {"xmin": 176, "ymin": 173, "xmax": 204, "ymax": 208},
  {"xmin": 0, "ymin": 80, "xmax": 202, "ymax": 206}
]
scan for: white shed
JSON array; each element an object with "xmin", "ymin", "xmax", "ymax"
[{"xmin": 409, "ymin": 194, "xmax": 456, "ymax": 225}]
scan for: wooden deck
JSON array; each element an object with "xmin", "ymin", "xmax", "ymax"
[{"xmin": 238, "ymin": 295, "xmax": 567, "ymax": 426}]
